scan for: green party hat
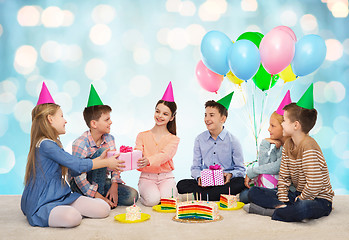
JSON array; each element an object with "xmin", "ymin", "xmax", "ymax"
[
  {"xmin": 217, "ymin": 91, "xmax": 234, "ymax": 110},
  {"xmin": 87, "ymin": 84, "xmax": 104, "ymax": 107},
  {"xmin": 296, "ymin": 83, "xmax": 314, "ymax": 109}
]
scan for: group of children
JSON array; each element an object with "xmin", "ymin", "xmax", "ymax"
[{"xmin": 21, "ymin": 81, "xmax": 334, "ymax": 228}]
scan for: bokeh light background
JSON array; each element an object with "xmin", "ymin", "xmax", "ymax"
[{"xmin": 1, "ymin": 0, "xmax": 348, "ymax": 195}]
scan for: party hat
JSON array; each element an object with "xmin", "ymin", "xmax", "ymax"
[
  {"xmin": 161, "ymin": 81, "xmax": 174, "ymax": 102},
  {"xmin": 276, "ymin": 90, "xmax": 291, "ymax": 115},
  {"xmin": 296, "ymin": 84, "xmax": 314, "ymax": 109},
  {"xmin": 87, "ymin": 84, "xmax": 104, "ymax": 107},
  {"xmin": 217, "ymin": 91, "xmax": 234, "ymax": 110},
  {"xmin": 37, "ymin": 82, "xmax": 55, "ymax": 105}
]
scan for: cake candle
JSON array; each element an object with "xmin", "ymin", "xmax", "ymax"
[
  {"xmin": 207, "ymin": 193, "xmax": 209, "ymax": 203},
  {"xmin": 229, "ymin": 187, "xmax": 230, "ymax": 196}
]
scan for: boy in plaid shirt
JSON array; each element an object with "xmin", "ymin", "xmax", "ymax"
[{"xmin": 69, "ymin": 85, "xmax": 138, "ymax": 208}]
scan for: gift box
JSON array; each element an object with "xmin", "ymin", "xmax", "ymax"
[
  {"xmin": 107, "ymin": 145, "xmax": 142, "ymax": 171},
  {"xmin": 200, "ymin": 164, "xmax": 225, "ymax": 187},
  {"xmin": 255, "ymin": 174, "xmax": 279, "ymax": 189}
]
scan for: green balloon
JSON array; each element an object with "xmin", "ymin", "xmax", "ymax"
[
  {"xmin": 236, "ymin": 32, "xmax": 263, "ymax": 48},
  {"xmin": 252, "ymin": 64, "xmax": 279, "ymax": 91}
]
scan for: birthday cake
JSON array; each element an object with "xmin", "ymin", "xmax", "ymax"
[
  {"xmin": 160, "ymin": 197, "xmax": 177, "ymax": 210},
  {"xmin": 126, "ymin": 205, "xmax": 142, "ymax": 221},
  {"xmin": 219, "ymin": 194, "xmax": 238, "ymax": 208},
  {"xmin": 175, "ymin": 201, "xmax": 219, "ymax": 220}
]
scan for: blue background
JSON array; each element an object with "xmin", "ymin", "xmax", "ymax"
[{"xmin": 0, "ymin": 0, "xmax": 348, "ymax": 195}]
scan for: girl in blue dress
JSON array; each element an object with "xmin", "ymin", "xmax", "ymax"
[{"xmin": 21, "ymin": 84, "xmax": 124, "ymax": 227}]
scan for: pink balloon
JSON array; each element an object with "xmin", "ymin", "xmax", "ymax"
[
  {"xmin": 196, "ymin": 60, "xmax": 223, "ymax": 93},
  {"xmin": 272, "ymin": 26, "xmax": 297, "ymax": 42},
  {"xmin": 259, "ymin": 29, "xmax": 295, "ymax": 75}
]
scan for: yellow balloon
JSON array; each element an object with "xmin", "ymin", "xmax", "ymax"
[
  {"xmin": 279, "ymin": 65, "xmax": 297, "ymax": 83},
  {"xmin": 226, "ymin": 71, "xmax": 244, "ymax": 85}
]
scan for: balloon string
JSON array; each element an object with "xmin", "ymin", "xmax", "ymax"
[
  {"xmin": 256, "ymin": 75, "xmax": 273, "ymax": 139},
  {"xmin": 257, "ymin": 76, "xmax": 293, "ymax": 139},
  {"xmin": 238, "ymin": 83, "xmax": 256, "ymax": 140},
  {"xmin": 252, "ymin": 82, "xmax": 258, "ymax": 158},
  {"xmin": 233, "ymin": 85, "xmax": 255, "ymax": 141}
]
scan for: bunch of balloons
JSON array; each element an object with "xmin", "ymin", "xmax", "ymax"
[{"xmin": 195, "ymin": 26, "xmax": 327, "ymax": 92}]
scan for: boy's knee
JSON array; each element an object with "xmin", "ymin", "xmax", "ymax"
[
  {"xmin": 176, "ymin": 179, "xmax": 195, "ymax": 194},
  {"xmin": 122, "ymin": 188, "xmax": 139, "ymax": 206}
]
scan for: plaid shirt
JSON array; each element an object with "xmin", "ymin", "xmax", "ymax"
[{"xmin": 71, "ymin": 130, "xmax": 122, "ymax": 197}]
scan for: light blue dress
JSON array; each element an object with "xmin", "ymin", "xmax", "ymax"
[{"xmin": 21, "ymin": 139, "xmax": 93, "ymax": 227}]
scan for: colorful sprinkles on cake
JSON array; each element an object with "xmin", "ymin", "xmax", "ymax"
[{"xmin": 219, "ymin": 194, "xmax": 238, "ymax": 209}]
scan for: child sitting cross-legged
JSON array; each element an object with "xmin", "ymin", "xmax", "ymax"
[
  {"xmin": 177, "ymin": 92, "xmax": 246, "ymax": 201},
  {"xmin": 69, "ymin": 84, "xmax": 138, "ymax": 208},
  {"xmin": 244, "ymin": 84, "xmax": 334, "ymax": 222}
]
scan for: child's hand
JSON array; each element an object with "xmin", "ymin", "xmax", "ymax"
[
  {"xmin": 106, "ymin": 182, "xmax": 118, "ymax": 208},
  {"xmin": 265, "ymin": 138, "xmax": 282, "ymax": 148},
  {"xmin": 95, "ymin": 192, "xmax": 114, "ymax": 208},
  {"xmin": 244, "ymin": 176, "xmax": 251, "ymax": 188},
  {"xmin": 137, "ymin": 157, "xmax": 149, "ymax": 169},
  {"xmin": 224, "ymin": 173, "xmax": 232, "ymax": 184},
  {"xmin": 108, "ymin": 155, "xmax": 125, "ymax": 172},
  {"xmin": 197, "ymin": 177, "xmax": 202, "ymax": 187}
]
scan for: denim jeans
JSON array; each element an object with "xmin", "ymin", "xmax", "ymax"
[
  {"xmin": 239, "ymin": 188, "xmax": 250, "ymax": 204},
  {"xmin": 248, "ymin": 187, "xmax": 332, "ymax": 222},
  {"xmin": 70, "ymin": 148, "xmax": 138, "ymax": 206}
]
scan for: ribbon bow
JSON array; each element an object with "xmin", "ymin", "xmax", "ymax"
[
  {"xmin": 209, "ymin": 164, "xmax": 222, "ymax": 170},
  {"xmin": 120, "ymin": 145, "xmax": 133, "ymax": 153}
]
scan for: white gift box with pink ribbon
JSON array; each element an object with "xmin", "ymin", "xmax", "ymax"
[
  {"xmin": 107, "ymin": 146, "xmax": 142, "ymax": 171},
  {"xmin": 200, "ymin": 164, "xmax": 225, "ymax": 187}
]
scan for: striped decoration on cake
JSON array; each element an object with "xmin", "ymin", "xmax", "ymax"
[
  {"xmin": 219, "ymin": 194, "xmax": 237, "ymax": 208},
  {"xmin": 176, "ymin": 201, "xmax": 218, "ymax": 220},
  {"xmin": 160, "ymin": 198, "xmax": 177, "ymax": 210}
]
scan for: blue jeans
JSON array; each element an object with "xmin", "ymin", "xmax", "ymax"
[
  {"xmin": 239, "ymin": 188, "xmax": 250, "ymax": 204},
  {"xmin": 248, "ymin": 187, "xmax": 332, "ymax": 222},
  {"xmin": 70, "ymin": 148, "xmax": 139, "ymax": 206}
]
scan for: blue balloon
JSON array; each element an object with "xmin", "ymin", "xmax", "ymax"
[
  {"xmin": 227, "ymin": 40, "xmax": 261, "ymax": 81},
  {"xmin": 291, "ymin": 34, "xmax": 327, "ymax": 76},
  {"xmin": 200, "ymin": 31, "xmax": 233, "ymax": 75}
]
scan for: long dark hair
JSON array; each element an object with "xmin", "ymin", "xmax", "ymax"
[{"xmin": 156, "ymin": 100, "xmax": 177, "ymax": 135}]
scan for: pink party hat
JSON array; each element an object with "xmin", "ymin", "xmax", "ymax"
[
  {"xmin": 37, "ymin": 82, "xmax": 55, "ymax": 105},
  {"xmin": 276, "ymin": 90, "xmax": 291, "ymax": 115},
  {"xmin": 161, "ymin": 81, "xmax": 174, "ymax": 102}
]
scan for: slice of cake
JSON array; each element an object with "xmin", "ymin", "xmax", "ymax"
[
  {"xmin": 160, "ymin": 197, "xmax": 177, "ymax": 210},
  {"xmin": 176, "ymin": 201, "xmax": 219, "ymax": 220},
  {"xmin": 220, "ymin": 194, "xmax": 238, "ymax": 208},
  {"xmin": 126, "ymin": 205, "xmax": 141, "ymax": 221}
]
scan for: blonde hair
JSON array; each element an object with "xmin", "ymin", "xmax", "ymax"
[
  {"xmin": 271, "ymin": 111, "xmax": 284, "ymax": 125},
  {"xmin": 24, "ymin": 103, "xmax": 67, "ymax": 185}
]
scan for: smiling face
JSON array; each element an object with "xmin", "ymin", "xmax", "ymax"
[
  {"xmin": 48, "ymin": 107, "xmax": 67, "ymax": 135},
  {"xmin": 154, "ymin": 103, "xmax": 174, "ymax": 127},
  {"xmin": 93, "ymin": 112, "xmax": 112, "ymax": 134},
  {"xmin": 204, "ymin": 106, "xmax": 226, "ymax": 133},
  {"xmin": 268, "ymin": 115, "xmax": 283, "ymax": 140}
]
